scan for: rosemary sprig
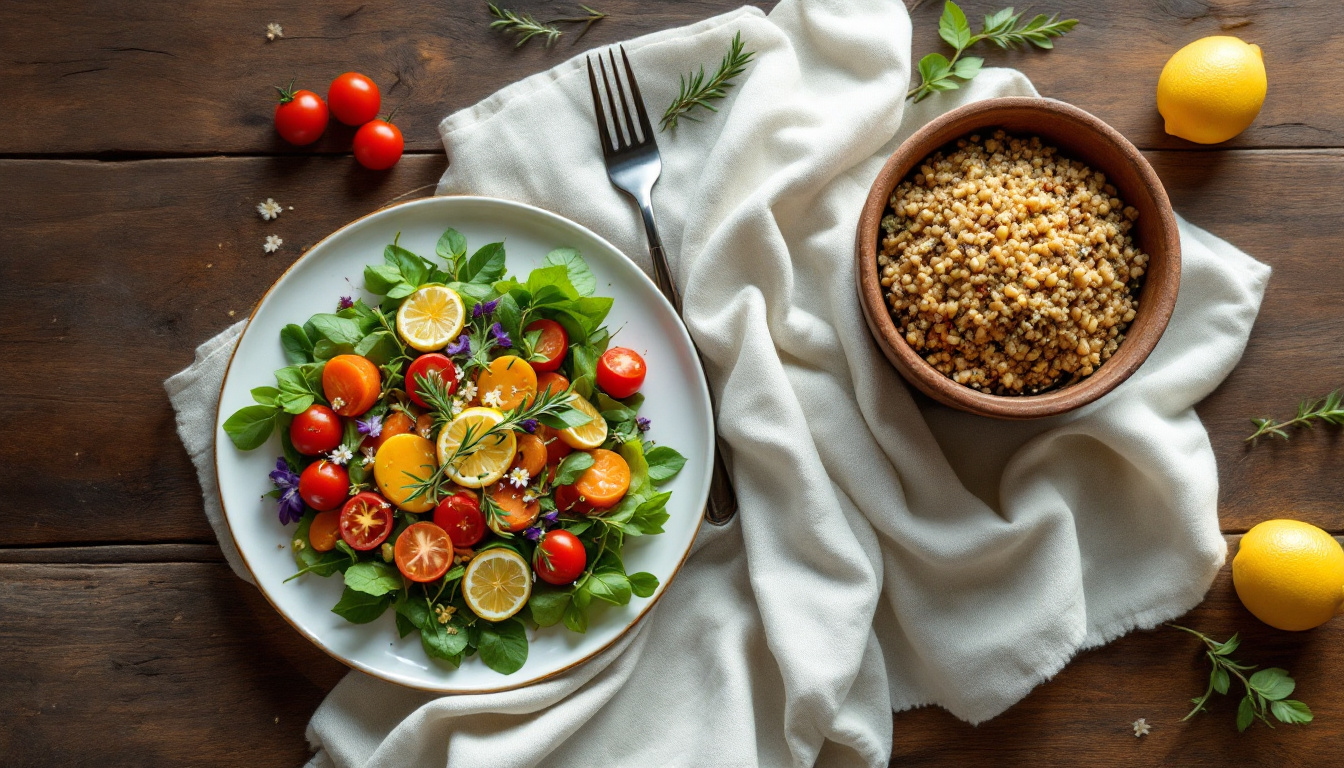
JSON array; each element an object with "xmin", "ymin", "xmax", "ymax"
[
  {"xmin": 488, "ymin": 3, "xmax": 560, "ymax": 47},
  {"xmin": 1170, "ymin": 624, "xmax": 1313, "ymax": 732},
  {"xmin": 660, "ymin": 31, "xmax": 755, "ymax": 131},
  {"xmin": 908, "ymin": 2, "xmax": 1076, "ymax": 102},
  {"xmin": 1247, "ymin": 389, "xmax": 1344, "ymax": 442},
  {"xmin": 549, "ymin": 4, "xmax": 606, "ymax": 42}
]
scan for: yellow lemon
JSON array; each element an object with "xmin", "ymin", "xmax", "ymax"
[
  {"xmin": 1233, "ymin": 519, "xmax": 1344, "ymax": 631},
  {"xmin": 1157, "ymin": 36, "xmax": 1266, "ymax": 144},
  {"xmin": 462, "ymin": 548, "xmax": 531, "ymax": 621},
  {"xmin": 396, "ymin": 285, "xmax": 464, "ymax": 352},
  {"xmin": 558, "ymin": 393, "xmax": 608, "ymax": 450},
  {"xmin": 436, "ymin": 406, "xmax": 517, "ymax": 488},
  {"xmin": 373, "ymin": 433, "xmax": 438, "ymax": 513}
]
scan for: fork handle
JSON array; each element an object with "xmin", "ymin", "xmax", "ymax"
[{"xmin": 636, "ymin": 199, "xmax": 738, "ymax": 526}]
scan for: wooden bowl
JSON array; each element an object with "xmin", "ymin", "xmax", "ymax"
[{"xmin": 855, "ymin": 97, "xmax": 1180, "ymax": 420}]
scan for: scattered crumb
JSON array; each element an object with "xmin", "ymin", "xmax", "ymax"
[
  {"xmin": 1132, "ymin": 718, "xmax": 1151, "ymax": 737},
  {"xmin": 228, "ymin": 310, "xmax": 237, "ymax": 317},
  {"xmin": 266, "ymin": 23, "xmax": 283, "ymax": 41},
  {"xmin": 264, "ymin": 234, "xmax": 283, "ymax": 253},
  {"xmin": 206, "ymin": 263, "xmax": 213, "ymax": 268}
]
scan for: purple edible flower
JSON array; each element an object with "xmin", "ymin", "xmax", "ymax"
[
  {"xmin": 490, "ymin": 322, "xmax": 512, "ymax": 349},
  {"xmin": 523, "ymin": 526, "xmax": 543, "ymax": 542},
  {"xmin": 636, "ymin": 416, "xmax": 651, "ymax": 433},
  {"xmin": 269, "ymin": 457, "xmax": 303, "ymax": 525},
  {"xmin": 473, "ymin": 298, "xmax": 500, "ymax": 318},
  {"xmin": 541, "ymin": 510, "xmax": 559, "ymax": 527},
  {"xmin": 356, "ymin": 412, "xmax": 383, "ymax": 439},
  {"xmin": 445, "ymin": 333, "xmax": 471, "ymax": 356},
  {"xmin": 337, "ymin": 296, "xmax": 355, "ymax": 310},
  {"xmin": 519, "ymin": 418, "xmax": 538, "ymax": 433}
]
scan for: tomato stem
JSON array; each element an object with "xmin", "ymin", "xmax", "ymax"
[{"xmin": 274, "ymin": 78, "xmax": 298, "ymax": 104}]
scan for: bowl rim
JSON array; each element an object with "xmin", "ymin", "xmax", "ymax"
[{"xmin": 855, "ymin": 96, "xmax": 1181, "ymax": 420}]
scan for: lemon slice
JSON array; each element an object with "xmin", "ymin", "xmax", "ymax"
[
  {"xmin": 396, "ymin": 285, "xmax": 464, "ymax": 352},
  {"xmin": 558, "ymin": 393, "xmax": 608, "ymax": 449},
  {"xmin": 462, "ymin": 548, "xmax": 532, "ymax": 621},
  {"xmin": 436, "ymin": 406, "xmax": 517, "ymax": 488}
]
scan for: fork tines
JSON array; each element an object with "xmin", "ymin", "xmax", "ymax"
[{"xmin": 586, "ymin": 46, "xmax": 655, "ymax": 156}]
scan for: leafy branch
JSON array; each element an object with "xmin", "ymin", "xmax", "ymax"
[
  {"xmin": 487, "ymin": 3, "xmax": 605, "ymax": 48},
  {"xmin": 907, "ymin": 2, "xmax": 1077, "ymax": 102},
  {"xmin": 1247, "ymin": 389, "xmax": 1344, "ymax": 443},
  {"xmin": 660, "ymin": 31, "xmax": 755, "ymax": 131},
  {"xmin": 1170, "ymin": 624, "xmax": 1313, "ymax": 732}
]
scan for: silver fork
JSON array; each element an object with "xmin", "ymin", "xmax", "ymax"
[{"xmin": 586, "ymin": 46, "xmax": 738, "ymax": 526}]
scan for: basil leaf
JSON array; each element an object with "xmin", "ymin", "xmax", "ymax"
[
  {"xmin": 386, "ymin": 244, "xmax": 429, "ymax": 287},
  {"xmin": 280, "ymin": 324, "xmax": 315, "ymax": 364},
  {"xmin": 1236, "ymin": 695, "xmax": 1255, "ymax": 733},
  {"xmin": 526, "ymin": 265, "xmax": 579, "ymax": 301},
  {"xmin": 562, "ymin": 600, "xmax": 588, "ymax": 634},
  {"xmin": 465, "ymin": 242, "xmax": 507, "ymax": 285},
  {"xmin": 496, "ymin": 292, "xmax": 523, "ymax": 343},
  {"xmin": 436, "ymin": 227, "xmax": 468, "ymax": 266},
  {"xmin": 276, "ymin": 393, "xmax": 315, "ymax": 415},
  {"xmin": 344, "ymin": 561, "xmax": 404, "ymax": 596},
  {"xmin": 354, "ymin": 330, "xmax": 399, "ymax": 365},
  {"xmin": 645, "ymin": 446, "xmax": 687, "ymax": 483},
  {"xmin": 628, "ymin": 572, "xmax": 659, "ymax": 598},
  {"xmin": 554, "ymin": 452, "xmax": 596, "ymax": 486},
  {"xmin": 307, "ymin": 314, "xmax": 364, "ymax": 346},
  {"xmin": 568, "ymin": 344, "xmax": 599, "ymax": 400},
  {"xmin": 1270, "ymin": 699, "xmax": 1313, "ymax": 725},
  {"xmin": 537, "ymin": 407, "xmax": 593, "ymax": 431},
  {"xmin": 312, "ymin": 339, "xmax": 355, "ymax": 361},
  {"xmin": 543, "ymin": 248, "xmax": 596, "ymax": 296},
  {"xmin": 292, "ymin": 513, "xmax": 347, "ymax": 577},
  {"xmin": 331, "ymin": 587, "xmax": 392, "ymax": 624},
  {"xmin": 222, "ymin": 405, "xmax": 277, "ymax": 450},
  {"xmin": 567, "ymin": 296, "xmax": 613, "ymax": 331},
  {"xmin": 1249, "ymin": 668, "xmax": 1295, "ymax": 701},
  {"xmin": 586, "ymin": 569, "xmax": 632, "ymax": 606},
  {"xmin": 386, "ymin": 281, "xmax": 418, "ymax": 300},
  {"xmin": 528, "ymin": 588, "xmax": 572, "ymax": 627},
  {"xmin": 420, "ymin": 613, "xmax": 470, "ymax": 661},
  {"xmin": 364, "ymin": 263, "xmax": 403, "ymax": 295},
  {"xmin": 395, "ymin": 596, "xmax": 432, "ymax": 629},
  {"xmin": 617, "ymin": 439, "xmax": 651, "ymax": 496},
  {"xmin": 938, "ymin": 0, "xmax": 971, "ymax": 50},
  {"xmin": 478, "ymin": 618, "xmax": 528, "ymax": 675},
  {"xmin": 251, "ymin": 386, "xmax": 280, "ymax": 407},
  {"xmin": 395, "ymin": 612, "xmax": 417, "ymax": 638}
]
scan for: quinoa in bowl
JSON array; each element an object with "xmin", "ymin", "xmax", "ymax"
[{"xmin": 877, "ymin": 130, "xmax": 1150, "ymax": 395}]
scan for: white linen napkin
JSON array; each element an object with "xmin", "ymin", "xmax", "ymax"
[{"xmin": 167, "ymin": 1, "xmax": 1271, "ymax": 765}]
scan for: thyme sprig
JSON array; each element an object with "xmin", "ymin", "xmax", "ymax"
[
  {"xmin": 1170, "ymin": 624, "xmax": 1313, "ymax": 732},
  {"xmin": 660, "ymin": 31, "xmax": 755, "ymax": 131},
  {"xmin": 1247, "ymin": 389, "xmax": 1344, "ymax": 443},
  {"xmin": 487, "ymin": 3, "xmax": 605, "ymax": 48}
]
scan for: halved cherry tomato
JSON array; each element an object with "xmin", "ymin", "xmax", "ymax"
[
  {"xmin": 488, "ymin": 481, "xmax": 539, "ymax": 532},
  {"xmin": 536, "ymin": 424, "xmax": 573, "ymax": 466},
  {"xmin": 525, "ymin": 319, "xmax": 568, "ymax": 373},
  {"xmin": 553, "ymin": 482, "xmax": 610, "ymax": 516},
  {"xmin": 405, "ymin": 353, "xmax": 457, "ymax": 409},
  {"xmin": 475, "ymin": 355, "xmax": 537, "ymax": 410},
  {"xmin": 290, "ymin": 404, "xmax": 342, "ymax": 456},
  {"xmin": 534, "ymin": 530, "xmax": 586, "ymax": 585},
  {"xmin": 433, "ymin": 492, "xmax": 485, "ymax": 547},
  {"xmin": 511, "ymin": 433, "xmax": 547, "ymax": 478},
  {"xmin": 536, "ymin": 372, "xmax": 570, "ymax": 397},
  {"xmin": 327, "ymin": 72, "xmax": 381, "ymax": 126},
  {"xmin": 274, "ymin": 84, "xmax": 328, "ymax": 146},
  {"xmin": 299, "ymin": 460, "xmax": 349, "ymax": 511},
  {"xmin": 323, "ymin": 354, "xmax": 381, "ymax": 416},
  {"xmin": 308, "ymin": 510, "xmax": 341, "ymax": 552},
  {"xmin": 574, "ymin": 448, "xmax": 631, "ymax": 507},
  {"xmin": 338, "ymin": 491, "xmax": 394, "ymax": 551},
  {"xmin": 362, "ymin": 410, "xmax": 414, "ymax": 454},
  {"xmin": 595, "ymin": 347, "xmax": 646, "ymax": 399},
  {"xmin": 353, "ymin": 119, "xmax": 404, "ymax": 170},
  {"xmin": 394, "ymin": 521, "xmax": 454, "ymax": 582}
]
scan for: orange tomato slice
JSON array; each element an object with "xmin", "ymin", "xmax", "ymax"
[
  {"xmin": 308, "ymin": 510, "xmax": 341, "ymax": 552},
  {"xmin": 322, "ymin": 354, "xmax": 381, "ymax": 416},
  {"xmin": 488, "ymin": 481, "xmax": 540, "ymax": 533},
  {"xmin": 574, "ymin": 448, "xmax": 631, "ymax": 507},
  {"xmin": 475, "ymin": 355, "xmax": 537, "ymax": 411},
  {"xmin": 510, "ymin": 433, "xmax": 547, "ymax": 477}
]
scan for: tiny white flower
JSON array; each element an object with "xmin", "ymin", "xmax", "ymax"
[
  {"xmin": 266, "ymin": 22, "xmax": 283, "ymax": 40},
  {"xmin": 329, "ymin": 444, "xmax": 354, "ymax": 466},
  {"xmin": 507, "ymin": 467, "xmax": 531, "ymax": 489},
  {"xmin": 458, "ymin": 381, "xmax": 477, "ymax": 401},
  {"xmin": 361, "ymin": 446, "xmax": 376, "ymax": 467},
  {"xmin": 256, "ymin": 198, "xmax": 282, "ymax": 220},
  {"xmin": 263, "ymin": 234, "xmax": 283, "ymax": 253},
  {"xmin": 1132, "ymin": 718, "xmax": 1150, "ymax": 737},
  {"xmin": 453, "ymin": 363, "xmax": 464, "ymax": 382},
  {"xmin": 450, "ymin": 397, "xmax": 465, "ymax": 416},
  {"xmin": 482, "ymin": 387, "xmax": 504, "ymax": 409},
  {"xmin": 522, "ymin": 491, "xmax": 537, "ymax": 504}
]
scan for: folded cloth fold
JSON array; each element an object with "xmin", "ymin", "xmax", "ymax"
[{"xmin": 167, "ymin": 1, "xmax": 1270, "ymax": 765}]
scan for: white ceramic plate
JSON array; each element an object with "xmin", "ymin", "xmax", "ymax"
[{"xmin": 214, "ymin": 196, "xmax": 712, "ymax": 692}]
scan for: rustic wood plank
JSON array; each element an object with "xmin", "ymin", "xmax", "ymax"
[
  {"xmin": 0, "ymin": 561, "xmax": 346, "ymax": 768},
  {"xmin": 0, "ymin": 543, "xmax": 224, "ymax": 564},
  {"xmin": 0, "ymin": 0, "xmax": 1337, "ymax": 155},
  {"xmin": 1, "ymin": 149, "xmax": 1342, "ymax": 544}
]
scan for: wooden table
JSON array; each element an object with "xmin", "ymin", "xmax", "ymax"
[{"xmin": 2, "ymin": 1, "xmax": 1341, "ymax": 764}]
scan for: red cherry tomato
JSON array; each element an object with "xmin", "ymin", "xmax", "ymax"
[
  {"xmin": 525, "ymin": 319, "xmax": 569, "ymax": 373},
  {"xmin": 353, "ymin": 119, "xmax": 404, "ymax": 170},
  {"xmin": 290, "ymin": 405, "xmax": 343, "ymax": 456},
  {"xmin": 534, "ymin": 529, "xmax": 586, "ymax": 585},
  {"xmin": 595, "ymin": 347, "xmax": 646, "ymax": 399},
  {"xmin": 273, "ymin": 84, "xmax": 329, "ymax": 146},
  {"xmin": 338, "ymin": 491, "xmax": 394, "ymax": 550},
  {"xmin": 405, "ymin": 353, "xmax": 458, "ymax": 409},
  {"xmin": 327, "ymin": 72, "xmax": 381, "ymax": 126},
  {"xmin": 394, "ymin": 522, "xmax": 454, "ymax": 582},
  {"xmin": 433, "ymin": 492, "xmax": 485, "ymax": 547},
  {"xmin": 298, "ymin": 460, "xmax": 350, "ymax": 511}
]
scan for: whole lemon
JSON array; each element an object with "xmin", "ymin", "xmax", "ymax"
[
  {"xmin": 1157, "ymin": 36, "xmax": 1267, "ymax": 144},
  {"xmin": 1233, "ymin": 520, "xmax": 1344, "ymax": 631}
]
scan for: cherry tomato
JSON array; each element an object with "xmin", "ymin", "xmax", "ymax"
[
  {"xmin": 273, "ymin": 84, "xmax": 328, "ymax": 146},
  {"xmin": 353, "ymin": 119, "xmax": 404, "ymax": 170},
  {"xmin": 322, "ymin": 354, "xmax": 381, "ymax": 416},
  {"xmin": 488, "ymin": 481, "xmax": 539, "ymax": 533},
  {"xmin": 308, "ymin": 510, "xmax": 341, "ymax": 552},
  {"xmin": 475, "ymin": 355, "xmax": 537, "ymax": 411},
  {"xmin": 595, "ymin": 347, "xmax": 646, "ymax": 399},
  {"xmin": 534, "ymin": 530, "xmax": 586, "ymax": 585},
  {"xmin": 327, "ymin": 72, "xmax": 381, "ymax": 126},
  {"xmin": 290, "ymin": 404, "xmax": 342, "ymax": 456},
  {"xmin": 405, "ymin": 353, "xmax": 457, "ymax": 409},
  {"xmin": 338, "ymin": 491, "xmax": 394, "ymax": 551},
  {"xmin": 536, "ymin": 424, "xmax": 573, "ymax": 467},
  {"xmin": 511, "ymin": 433, "xmax": 547, "ymax": 478},
  {"xmin": 299, "ymin": 460, "xmax": 350, "ymax": 511},
  {"xmin": 394, "ymin": 522, "xmax": 454, "ymax": 582},
  {"xmin": 536, "ymin": 372, "xmax": 570, "ymax": 397},
  {"xmin": 574, "ymin": 448, "xmax": 631, "ymax": 507},
  {"xmin": 525, "ymin": 319, "xmax": 568, "ymax": 373},
  {"xmin": 362, "ymin": 410, "xmax": 414, "ymax": 454},
  {"xmin": 433, "ymin": 492, "xmax": 485, "ymax": 547}
]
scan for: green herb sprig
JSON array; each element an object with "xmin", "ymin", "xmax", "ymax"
[
  {"xmin": 487, "ymin": 3, "xmax": 605, "ymax": 49},
  {"xmin": 1247, "ymin": 389, "xmax": 1344, "ymax": 443},
  {"xmin": 908, "ymin": 2, "xmax": 1077, "ymax": 103},
  {"xmin": 660, "ymin": 31, "xmax": 755, "ymax": 131},
  {"xmin": 1170, "ymin": 624, "xmax": 1313, "ymax": 732}
]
